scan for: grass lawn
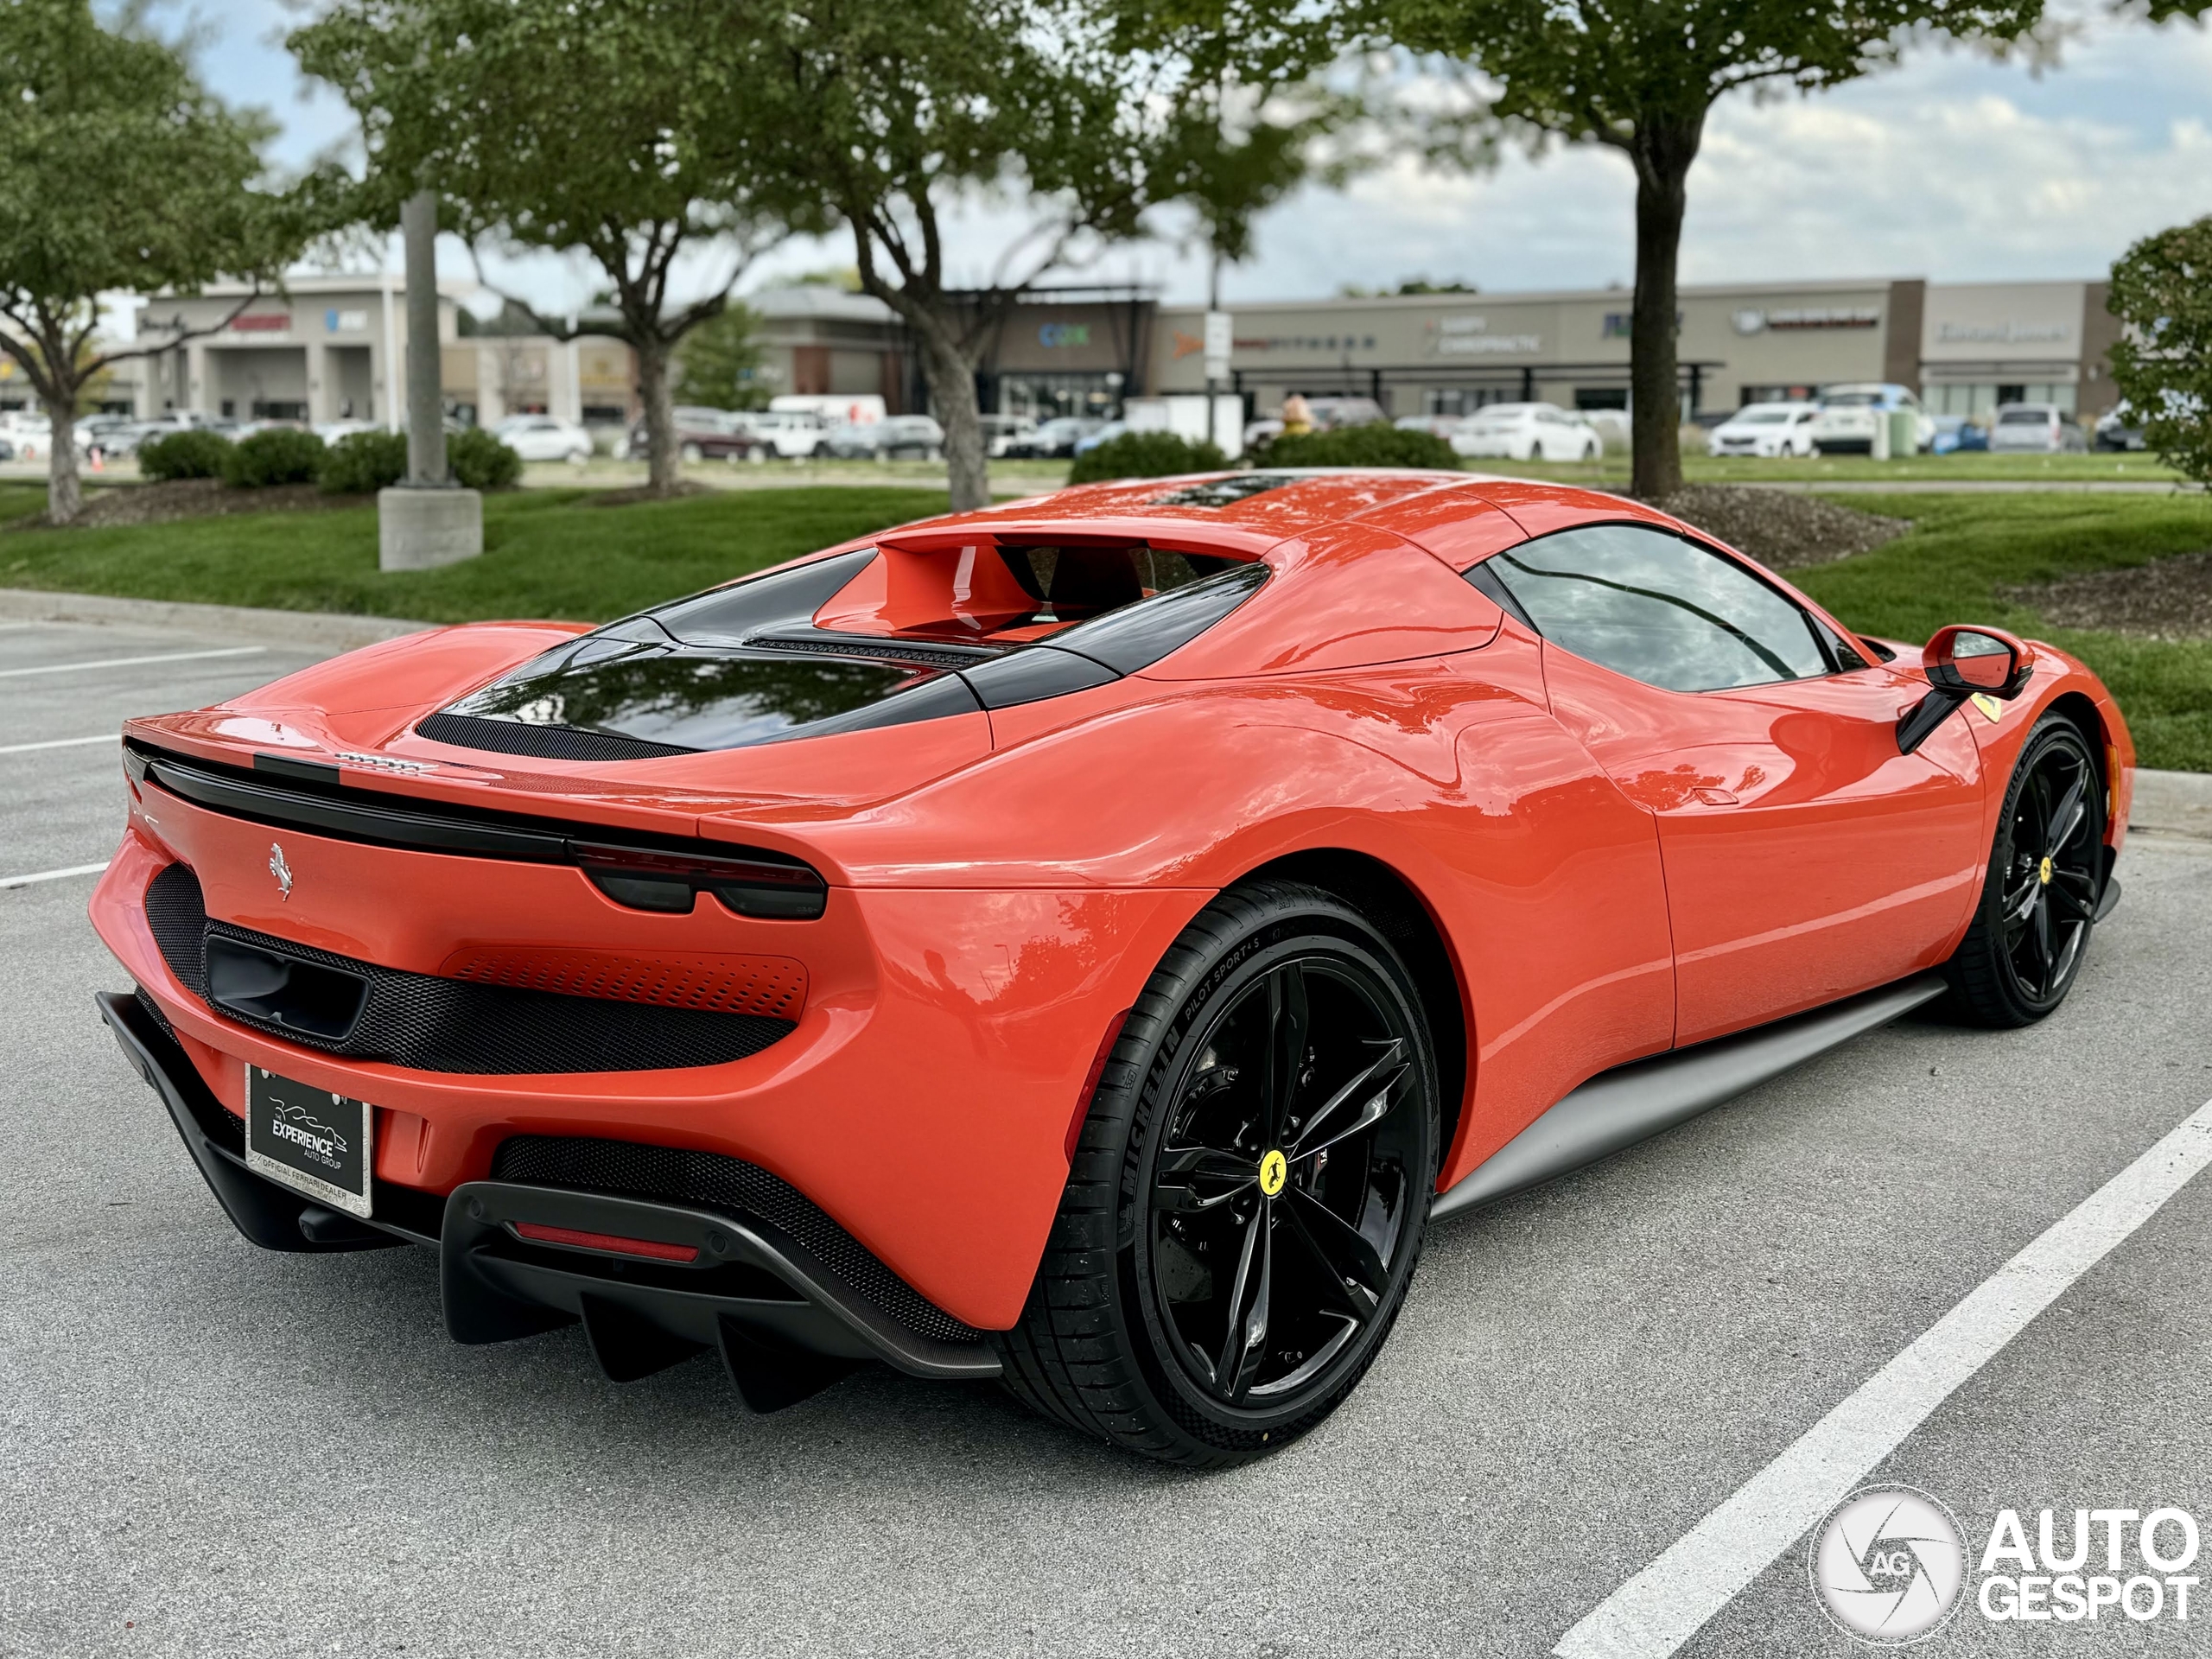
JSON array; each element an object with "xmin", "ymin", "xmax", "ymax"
[
  {"xmin": 0, "ymin": 483, "xmax": 949, "ymax": 625},
  {"xmin": 1793, "ymin": 493, "xmax": 2212, "ymax": 773},
  {"xmin": 3, "ymin": 480, "xmax": 2206, "ymax": 770}
]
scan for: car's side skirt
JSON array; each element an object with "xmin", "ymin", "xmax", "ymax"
[{"xmin": 1433, "ymin": 973, "xmax": 1949, "ymax": 1221}]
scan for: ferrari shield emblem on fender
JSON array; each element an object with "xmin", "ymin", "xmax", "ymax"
[{"xmin": 1971, "ymin": 693, "xmax": 2004, "ymax": 722}]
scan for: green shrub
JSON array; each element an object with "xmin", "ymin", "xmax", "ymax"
[
  {"xmin": 320, "ymin": 429, "xmax": 409, "ymax": 495},
  {"xmin": 137, "ymin": 429, "xmax": 233, "ymax": 481},
  {"xmin": 450, "ymin": 427, "xmax": 524, "ymax": 490},
  {"xmin": 221, "ymin": 427, "xmax": 326, "ymax": 488},
  {"xmin": 1067, "ymin": 429, "xmax": 1229, "ymax": 485},
  {"xmin": 1254, "ymin": 423, "xmax": 1461, "ymax": 470}
]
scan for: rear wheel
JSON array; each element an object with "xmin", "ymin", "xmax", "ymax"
[
  {"xmin": 1945, "ymin": 715, "xmax": 2106, "ymax": 1027},
  {"xmin": 679, "ymin": 441, "xmax": 703, "ymax": 464},
  {"xmin": 999, "ymin": 880, "xmax": 1439, "ymax": 1467}
]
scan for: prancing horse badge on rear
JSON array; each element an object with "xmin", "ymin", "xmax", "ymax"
[{"xmin": 269, "ymin": 842, "xmax": 293, "ymax": 900}]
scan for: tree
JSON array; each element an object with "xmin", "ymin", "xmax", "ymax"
[
  {"xmin": 292, "ymin": 0, "xmax": 793, "ymax": 498},
  {"xmin": 2107, "ymin": 216, "xmax": 2212, "ymax": 487},
  {"xmin": 674, "ymin": 303, "xmax": 768, "ymax": 410},
  {"xmin": 0, "ymin": 1, "xmax": 308, "ymax": 524},
  {"xmin": 734, "ymin": 0, "xmax": 1162, "ymax": 511},
  {"xmin": 1381, "ymin": 0, "xmax": 2048, "ymax": 498}
]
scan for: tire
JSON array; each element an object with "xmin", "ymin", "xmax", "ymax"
[
  {"xmin": 679, "ymin": 442, "xmax": 703, "ymax": 464},
  {"xmin": 998, "ymin": 880, "xmax": 1440, "ymax": 1467},
  {"xmin": 1943, "ymin": 714, "xmax": 2107, "ymax": 1027}
]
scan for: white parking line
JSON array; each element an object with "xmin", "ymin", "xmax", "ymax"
[
  {"xmin": 0, "ymin": 645, "xmax": 262, "ymax": 678},
  {"xmin": 0, "ymin": 860, "xmax": 111, "ymax": 891},
  {"xmin": 0, "ymin": 734, "xmax": 119, "ymax": 755},
  {"xmin": 1554, "ymin": 1093, "xmax": 2212, "ymax": 1659}
]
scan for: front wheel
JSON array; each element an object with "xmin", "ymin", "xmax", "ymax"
[
  {"xmin": 1944, "ymin": 715, "xmax": 2107, "ymax": 1027},
  {"xmin": 999, "ymin": 880, "xmax": 1440, "ymax": 1467}
]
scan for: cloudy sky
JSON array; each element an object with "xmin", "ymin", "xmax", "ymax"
[{"xmin": 156, "ymin": 1, "xmax": 2212, "ymax": 311}]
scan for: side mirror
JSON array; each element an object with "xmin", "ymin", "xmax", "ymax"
[{"xmin": 1897, "ymin": 626, "xmax": 2031, "ymax": 753}]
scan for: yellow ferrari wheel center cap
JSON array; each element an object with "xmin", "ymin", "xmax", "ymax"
[
  {"xmin": 1258, "ymin": 1149, "xmax": 1287, "ymax": 1197},
  {"xmin": 2038, "ymin": 855, "xmax": 2054, "ymax": 887}
]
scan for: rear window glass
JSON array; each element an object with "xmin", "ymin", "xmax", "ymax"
[{"xmin": 1997, "ymin": 409, "xmax": 2050, "ymax": 425}]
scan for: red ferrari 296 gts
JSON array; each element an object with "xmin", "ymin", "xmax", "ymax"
[{"xmin": 92, "ymin": 468, "xmax": 2131, "ymax": 1465}]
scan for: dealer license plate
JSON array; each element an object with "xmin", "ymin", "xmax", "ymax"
[{"xmin": 245, "ymin": 1065, "xmax": 374, "ymax": 1218}]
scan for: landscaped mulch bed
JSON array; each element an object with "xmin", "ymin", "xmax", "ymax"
[
  {"xmin": 2002, "ymin": 550, "xmax": 2212, "ymax": 641},
  {"xmin": 1651, "ymin": 483, "xmax": 1910, "ymax": 572},
  {"xmin": 10, "ymin": 478, "xmax": 366, "ymax": 531}
]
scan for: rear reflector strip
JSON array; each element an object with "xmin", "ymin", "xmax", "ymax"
[{"xmin": 511, "ymin": 1222, "xmax": 701, "ymax": 1263}]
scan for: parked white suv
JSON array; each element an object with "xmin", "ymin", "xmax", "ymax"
[
  {"xmin": 735, "ymin": 409, "xmax": 832, "ymax": 459},
  {"xmin": 1808, "ymin": 385, "xmax": 1936, "ymax": 455},
  {"xmin": 1707, "ymin": 402, "xmax": 1819, "ymax": 459}
]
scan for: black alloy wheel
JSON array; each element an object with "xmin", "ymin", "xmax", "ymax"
[
  {"xmin": 999, "ymin": 880, "xmax": 1439, "ymax": 1467},
  {"xmin": 1946, "ymin": 715, "xmax": 2107, "ymax": 1027}
]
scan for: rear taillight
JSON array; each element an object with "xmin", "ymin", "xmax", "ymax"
[{"xmin": 571, "ymin": 840, "xmax": 829, "ymax": 920}]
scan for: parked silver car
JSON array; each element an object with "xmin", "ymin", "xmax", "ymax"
[
  {"xmin": 1987, "ymin": 403, "xmax": 2088, "ymax": 454},
  {"xmin": 824, "ymin": 415, "xmax": 945, "ymax": 460}
]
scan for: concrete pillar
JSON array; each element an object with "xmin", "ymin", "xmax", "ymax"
[
  {"xmin": 186, "ymin": 340, "xmax": 208, "ymax": 416},
  {"xmin": 379, "ymin": 190, "xmax": 480, "ymax": 572}
]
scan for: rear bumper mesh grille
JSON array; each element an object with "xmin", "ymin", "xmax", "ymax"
[
  {"xmin": 489, "ymin": 1134, "xmax": 983, "ymax": 1347},
  {"xmin": 141, "ymin": 861, "xmax": 796, "ymax": 1075}
]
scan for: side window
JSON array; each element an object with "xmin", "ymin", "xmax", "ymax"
[{"xmin": 1481, "ymin": 524, "xmax": 1833, "ymax": 692}]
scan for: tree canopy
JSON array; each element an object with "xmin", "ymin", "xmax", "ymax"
[
  {"xmin": 2107, "ymin": 215, "xmax": 2212, "ymax": 487},
  {"xmin": 732, "ymin": 0, "xmax": 1185, "ymax": 508},
  {"xmin": 292, "ymin": 0, "xmax": 796, "ymax": 494},
  {"xmin": 0, "ymin": 0, "xmax": 311, "ymax": 522}
]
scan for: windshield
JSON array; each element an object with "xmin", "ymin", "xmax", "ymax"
[
  {"xmin": 1823, "ymin": 392, "xmax": 1881, "ymax": 408},
  {"xmin": 1733, "ymin": 411, "xmax": 1790, "ymax": 426},
  {"xmin": 1998, "ymin": 409, "xmax": 2051, "ymax": 425}
]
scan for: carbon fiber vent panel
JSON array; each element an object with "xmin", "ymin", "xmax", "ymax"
[
  {"xmin": 489, "ymin": 1135, "xmax": 984, "ymax": 1348},
  {"xmin": 140, "ymin": 863, "xmax": 794, "ymax": 1075},
  {"xmin": 416, "ymin": 711, "xmax": 696, "ymax": 761},
  {"xmin": 144, "ymin": 861, "xmax": 208, "ymax": 996}
]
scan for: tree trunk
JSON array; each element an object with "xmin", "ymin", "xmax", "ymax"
[
  {"xmin": 914, "ymin": 314, "xmax": 988, "ymax": 512},
  {"xmin": 42, "ymin": 383, "xmax": 82, "ymax": 526},
  {"xmin": 1627, "ymin": 118, "xmax": 1702, "ymax": 501},
  {"xmin": 637, "ymin": 334, "xmax": 679, "ymax": 496}
]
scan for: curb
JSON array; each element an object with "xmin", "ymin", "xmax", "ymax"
[
  {"xmin": 0, "ymin": 588, "xmax": 439, "ymax": 652},
  {"xmin": 2132, "ymin": 767, "xmax": 2212, "ymax": 842}
]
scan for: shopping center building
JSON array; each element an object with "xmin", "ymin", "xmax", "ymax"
[
  {"xmin": 37, "ymin": 272, "xmax": 2121, "ymax": 430},
  {"xmin": 1146, "ymin": 277, "xmax": 2126, "ymax": 422}
]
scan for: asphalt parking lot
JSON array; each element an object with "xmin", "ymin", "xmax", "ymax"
[{"xmin": 3, "ymin": 613, "xmax": 2208, "ymax": 1658}]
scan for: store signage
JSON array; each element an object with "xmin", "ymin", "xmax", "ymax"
[
  {"xmin": 1039, "ymin": 322, "xmax": 1091, "ymax": 348},
  {"xmin": 229, "ymin": 313, "xmax": 291, "ymax": 333},
  {"xmin": 1728, "ymin": 307, "xmax": 1880, "ymax": 335},
  {"xmin": 324, "ymin": 309, "xmax": 368, "ymax": 334},
  {"xmin": 1428, "ymin": 314, "xmax": 1540, "ymax": 355},
  {"xmin": 1231, "ymin": 332, "xmax": 1380, "ymax": 353},
  {"xmin": 1936, "ymin": 320, "xmax": 2069, "ymax": 345}
]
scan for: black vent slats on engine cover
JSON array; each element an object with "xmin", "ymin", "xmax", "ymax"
[
  {"xmin": 140, "ymin": 863, "xmax": 793, "ymax": 1075},
  {"xmin": 490, "ymin": 1134, "xmax": 983, "ymax": 1348}
]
